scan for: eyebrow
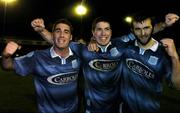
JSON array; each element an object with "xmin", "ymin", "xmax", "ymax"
[{"xmin": 54, "ymin": 28, "xmax": 70, "ymax": 31}]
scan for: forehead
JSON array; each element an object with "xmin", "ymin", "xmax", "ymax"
[
  {"xmin": 133, "ymin": 18, "xmax": 152, "ymax": 28},
  {"xmin": 95, "ymin": 21, "xmax": 110, "ymax": 28},
  {"xmin": 55, "ymin": 23, "xmax": 70, "ymax": 30}
]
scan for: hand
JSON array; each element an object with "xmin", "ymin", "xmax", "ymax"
[
  {"xmin": 31, "ymin": 18, "xmax": 45, "ymax": 32},
  {"xmin": 165, "ymin": 13, "xmax": 179, "ymax": 27},
  {"xmin": 88, "ymin": 37, "xmax": 99, "ymax": 52},
  {"xmin": 160, "ymin": 38, "xmax": 178, "ymax": 58},
  {"xmin": 3, "ymin": 41, "xmax": 21, "ymax": 58}
]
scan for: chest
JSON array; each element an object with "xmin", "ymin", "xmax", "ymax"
[{"xmin": 123, "ymin": 47, "xmax": 167, "ymax": 80}]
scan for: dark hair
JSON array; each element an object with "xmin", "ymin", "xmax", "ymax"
[
  {"xmin": 52, "ymin": 19, "xmax": 73, "ymax": 33},
  {"xmin": 92, "ymin": 17, "xmax": 111, "ymax": 32},
  {"xmin": 131, "ymin": 11, "xmax": 155, "ymax": 28}
]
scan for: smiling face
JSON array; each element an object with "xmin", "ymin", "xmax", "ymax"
[
  {"xmin": 132, "ymin": 18, "xmax": 153, "ymax": 45},
  {"xmin": 53, "ymin": 23, "xmax": 72, "ymax": 50},
  {"xmin": 92, "ymin": 21, "xmax": 112, "ymax": 46}
]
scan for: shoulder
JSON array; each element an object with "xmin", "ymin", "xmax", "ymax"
[
  {"xmin": 112, "ymin": 33, "xmax": 135, "ymax": 42},
  {"xmin": 26, "ymin": 48, "xmax": 51, "ymax": 59},
  {"xmin": 70, "ymin": 41, "xmax": 86, "ymax": 51}
]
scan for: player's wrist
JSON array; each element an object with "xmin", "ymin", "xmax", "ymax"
[
  {"xmin": 38, "ymin": 27, "xmax": 45, "ymax": 33},
  {"xmin": 2, "ymin": 51, "xmax": 11, "ymax": 58},
  {"xmin": 171, "ymin": 53, "xmax": 179, "ymax": 61},
  {"xmin": 34, "ymin": 26, "xmax": 45, "ymax": 33},
  {"xmin": 162, "ymin": 22, "xmax": 168, "ymax": 28}
]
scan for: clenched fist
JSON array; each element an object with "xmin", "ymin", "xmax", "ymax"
[
  {"xmin": 31, "ymin": 18, "xmax": 45, "ymax": 32},
  {"xmin": 165, "ymin": 13, "xmax": 179, "ymax": 27},
  {"xmin": 3, "ymin": 41, "xmax": 21, "ymax": 58}
]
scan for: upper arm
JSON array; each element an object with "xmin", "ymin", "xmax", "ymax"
[
  {"xmin": 70, "ymin": 42, "xmax": 84, "ymax": 58},
  {"xmin": 39, "ymin": 29, "xmax": 54, "ymax": 44}
]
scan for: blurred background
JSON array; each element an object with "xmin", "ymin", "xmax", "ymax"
[{"xmin": 0, "ymin": 0, "xmax": 180, "ymax": 46}]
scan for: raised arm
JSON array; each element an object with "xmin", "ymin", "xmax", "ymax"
[
  {"xmin": 31, "ymin": 18, "xmax": 53, "ymax": 44},
  {"xmin": 153, "ymin": 13, "xmax": 179, "ymax": 34},
  {"xmin": 2, "ymin": 41, "xmax": 20, "ymax": 70},
  {"xmin": 160, "ymin": 38, "xmax": 180, "ymax": 90}
]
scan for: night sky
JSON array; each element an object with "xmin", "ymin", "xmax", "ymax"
[{"xmin": 0, "ymin": 0, "xmax": 180, "ymax": 46}]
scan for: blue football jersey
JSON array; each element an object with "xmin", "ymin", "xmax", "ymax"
[
  {"xmin": 119, "ymin": 39, "xmax": 172, "ymax": 113},
  {"xmin": 70, "ymin": 34, "xmax": 133, "ymax": 113},
  {"xmin": 13, "ymin": 47, "xmax": 81, "ymax": 113}
]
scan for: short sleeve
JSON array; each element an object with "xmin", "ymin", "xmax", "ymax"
[{"xmin": 14, "ymin": 51, "xmax": 35, "ymax": 76}]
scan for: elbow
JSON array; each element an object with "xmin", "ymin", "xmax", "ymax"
[
  {"xmin": 172, "ymin": 79, "xmax": 180, "ymax": 90},
  {"xmin": 1, "ymin": 64, "xmax": 12, "ymax": 71},
  {"xmin": 174, "ymin": 86, "xmax": 180, "ymax": 91},
  {"xmin": 1, "ymin": 61, "xmax": 13, "ymax": 71},
  {"xmin": 174, "ymin": 84, "xmax": 180, "ymax": 90}
]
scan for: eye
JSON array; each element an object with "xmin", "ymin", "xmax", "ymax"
[
  {"xmin": 64, "ymin": 30, "xmax": 70, "ymax": 34},
  {"xmin": 54, "ymin": 29, "xmax": 60, "ymax": 33},
  {"xmin": 134, "ymin": 28, "xmax": 141, "ymax": 32},
  {"xmin": 105, "ymin": 27, "xmax": 111, "ymax": 31},
  {"xmin": 95, "ymin": 28, "xmax": 101, "ymax": 31}
]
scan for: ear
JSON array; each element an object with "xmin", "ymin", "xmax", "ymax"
[
  {"xmin": 110, "ymin": 29, "xmax": 112, "ymax": 35},
  {"xmin": 130, "ymin": 28, "xmax": 133, "ymax": 33},
  {"xmin": 70, "ymin": 35, "xmax": 73, "ymax": 41},
  {"xmin": 92, "ymin": 30, "xmax": 94, "ymax": 36}
]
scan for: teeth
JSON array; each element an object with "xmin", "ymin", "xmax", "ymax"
[
  {"xmin": 59, "ymin": 40, "xmax": 64, "ymax": 43},
  {"xmin": 101, "ymin": 37, "xmax": 106, "ymax": 40}
]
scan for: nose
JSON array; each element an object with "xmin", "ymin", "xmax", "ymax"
[
  {"xmin": 141, "ymin": 29, "xmax": 145, "ymax": 35},
  {"xmin": 102, "ymin": 30, "xmax": 106, "ymax": 35},
  {"xmin": 60, "ymin": 32, "xmax": 64, "ymax": 37}
]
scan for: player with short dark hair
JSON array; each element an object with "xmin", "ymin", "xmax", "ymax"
[
  {"xmin": 119, "ymin": 13, "xmax": 180, "ymax": 113},
  {"xmin": 2, "ymin": 19, "xmax": 82, "ymax": 113}
]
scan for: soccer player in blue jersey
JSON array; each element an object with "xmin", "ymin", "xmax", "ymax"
[
  {"xmin": 119, "ymin": 13, "xmax": 180, "ymax": 113},
  {"xmin": 32, "ymin": 17, "xmax": 125, "ymax": 113},
  {"xmin": 30, "ymin": 14, "xmax": 179, "ymax": 113},
  {"xmin": 2, "ymin": 19, "xmax": 81, "ymax": 113}
]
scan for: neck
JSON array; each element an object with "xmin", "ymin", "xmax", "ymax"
[
  {"xmin": 137, "ymin": 38, "xmax": 155, "ymax": 50},
  {"xmin": 54, "ymin": 47, "xmax": 69, "ymax": 58},
  {"xmin": 97, "ymin": 42, "xmax": 111, "ymax": 52}
]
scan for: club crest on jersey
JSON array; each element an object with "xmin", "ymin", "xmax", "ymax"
[
  {"xmin": 72, "ymin": 59, "xmax": 78, "ymax": 69},
  {"xmin": 148, "ymin": 56, "xmax": 158, "ymax": 65},
  {"xmin": 89, "ymin": 59, "xmax": 119, "ymax": 71},
  {"xmin": 110, "ymin": 47, "xmax": 120, "ymax": 57},
  {"xmin": 126, "ymin": 58, "xmax": 155, "ymax": 79},
  {"xmin": 47, "ymin": 71, "xmax": 78, "ymax": 85}
]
